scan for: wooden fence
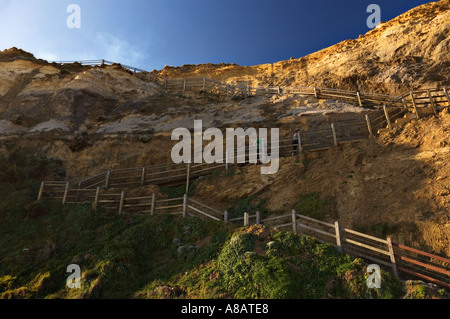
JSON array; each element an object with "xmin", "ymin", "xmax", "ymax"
[
  {"xmin": 36, "ymin": 85, "xmax": 450, "ymax": 289},
  {"xmin": 38, "ymin": 85, "xmax": 450, "ymax": 200},
  {"xmin": 161, "ymin": 77, "xmax": 401, "ymax": 108},
  {"xmin": 36, "ymin": 183, "xmax": 450, "ymax": 288},
  {"xmin": 50, "ymin": 59, "xmax": 148, "ymax": 74},
  {"xmin": 228, "ymin": 210, "xmax": 450, "ymax": 289}
]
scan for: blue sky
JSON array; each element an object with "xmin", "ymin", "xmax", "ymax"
[{"xmin": 0, "ymin": 0, "xmax": 432, "ymax": 71}]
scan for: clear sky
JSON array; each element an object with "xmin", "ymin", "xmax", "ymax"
[{"xmin": 0, "ymin": 0, "xmax": 432, "ymax": 71}]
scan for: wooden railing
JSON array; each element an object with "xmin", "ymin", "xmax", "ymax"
[
  {"xmin": 36, "ymin": 83, "xmax": 450, "ymax": 289},
  {"xmin": 50, "ymin": 59, "xmax": 148, "ymax": 74},
  {"xmin": 231, "ymin": 210, "xmax": 450, "ymax": 289},
  {"xmin": 37, "ymin": 183, "xmax": 450, "ymax": 288},
  {"xmin": 161, "ymin": 77, "xmax": 401, "ymax": 108}
]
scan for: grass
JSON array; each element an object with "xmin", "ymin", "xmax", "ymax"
[
  {"xmin": 0, "ymin": 148, "xmax": 406, "ymax": 299},
  {"xmin": 140, "ymin": 226, "xmax": 404, "ymax": 299},
  {"xmin": 294, "ymin": 193, "xmax": 338, "ymax": 221}
]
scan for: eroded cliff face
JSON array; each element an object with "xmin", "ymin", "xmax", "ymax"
[
  {"xmin": 0, "ymin": 1, "xmax": 449, "ymax": 256},
  {"xmin": 155, "ymin": 0, "xmax": 450, "ymax": 95},
  {"xmin": 0, "ymin": 49, "xmax": 161, "ymax": 132}
]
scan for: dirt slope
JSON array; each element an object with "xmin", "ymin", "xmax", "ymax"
[{"xmin": 191, "ymin": 110, "xmax": 450, "ymax": 256}]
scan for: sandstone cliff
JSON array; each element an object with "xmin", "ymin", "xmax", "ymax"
[{"xmin": 155, "ymin": 0, "xmax": 450, "ymax": 95}]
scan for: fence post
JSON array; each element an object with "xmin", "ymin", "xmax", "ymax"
[
  {"xmin": 182, "ymin": 194, "xmax": 187, "ymax": 218},
  {"xmin": 410, "ymin": 91, "xmax": 420, "ymax": 119},
  {"xmin": 76, "ymin": 181, "xmax": 81, "ymax": 203},
  {"xmin": 141, "ymin": 167, "xmax": 146, "ymax": 186},
  {"xmin": 62, "ymin": 182, "xmax": 69, "ymax": 205},
  {"xmin": 244, "ymin": 212, "xmax": 249, "ymax": 226},
  {"xmin": 401, "ymin": 98, "xmax": 408, "ymax": 110},
  {"xmin": 105, "ymin": 170, "xmax": 111, "ymax": 189},
  {"xmin": 224, "ymin": 210, "xmax": 229, "ymax": 222},
  {"xmin": 225, "ymin": 150, "xmax": 229, "ymax": 170},
  {"xmin": 427, "ymin": 89, "xmax": 438, "ymax": 116},
  {"xmin": 256, "ymin": 211, "xmax": 261, "ymax": 225},
  {"xmin": 186, "ymin": 161, "xmax": 191, "ymax": 195},
  {"xmin": 292, "ymin": 210, "xmax": 297, "ymax": 234},
  {"xmin": 226, "ymin": 84, "xmax": 230, "ymax": 97},
  {"xmin": 331, "ymin": 123, "xmax": 338, "ymax": 147},
  {"xmin": 297, "ymin": 131, "xmax": 303, "ymax": 154},
  {"xmin": 334, "ymin": 221, "xmax": 343, "ymax": 253},
  {"xmin": 383, "ymin": 105, "xmax": 392, "ymax": 130},
  {"xmin": 151, "ymin": 193, "xmax": 156, "ymax": 215},
  {"xmin": 183, "ymin": 79, "xmax": 187, "ymax": 91},
  {"xmin": 37, "ymin": 182, "xmax": 45, "ymax": 201},
  {"xmin": 444, "ymin": 87, "xmax": 450, "ymax": 105},
  {"xmin": 386, "ymin": 236, "xmax": 399, "ymax": 278},
  {"xmin": 118, "ymin": 191, "xmax": 125, "ymax": 215},
  {"xmin": 314, "ymin": 87, "xmax": 318, "ymax": 98},
  {"xmin": 365, "ymin": 114, "xmax": 373, "ymax": 138},
  {"xmin": 356, "ymin": 91, "xmax": 363, "ymax": 107},
  {"xmin": 247, "ymin": 84, "xmax": 250, "ymax": 96},
  {"xmin": 203, "ymin": 78, "xmax": 206, "ymax": 91},
  {"xmin": 93, "ymin": 187, "xmax": 100, "ymax": 211}
]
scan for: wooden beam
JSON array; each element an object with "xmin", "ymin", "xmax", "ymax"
[
  {"xmin": 118, "ymin": 191, "xmax": 125, "ymax": 215},
  {"xmin": 386, "ymin": 236, "xmax": 399, "ymax": 278},
  {"xmin": 410, "ymin": 91, "xmax": 420, "ymax": 119},
  {"xmin": 92, "ymin": 187, "xmax": 100, "ymax": 211},
  {"xmin": 105, "ymin": 170, "xmax": 111, "ymax": 189},
  {"xmin": 186, "ymin": 161, "xmax": 191, "ymax": 195},
  {"xmin": 383, "ymin": 105, "xmax": 392, "ymax": 130},
  {"xmin": 182, "ymin": 194, "xmax": 187, "ymax": 218},
  {"xmin": 443, "ymin": 87, "xmax": 450, "ymax": 106},
  {"xmin": 151, "ymin": 193, "xmax": 156, "ymax": 215},
  {"xmin": 356, "ymin": 91, "xmax": 363, "ymax": 107},
  {"xmin": 141, "ymin": 167, "xmax": 146, "ymax": 186},
  {"xmin": 62, "ymin": 182, "xmax": 69, "ymax": 205},
  {"xmin": 37, "ymin": 182, "xmax": 45, "ymax": 201},
  {"xmin": 365, "ymin": 114, "xmax": 373, "ymax": 138},
  {"xmin": 331, "ymin": 123, "xmax": 338, "ymax": 146},
  {"xmin": 335, "ymin": 221, "xmax": 343, "ymax": 253},
  {"xmin": 292, "ymin": 210, "xmax": 297, "ymax": 234},
  {"xmin": 427, "ymin": 89, "xmax": 438, "ymax": 116},
  {"xmin": 297, "ymin": 131, "xmax": 303, "ymax": 154}
]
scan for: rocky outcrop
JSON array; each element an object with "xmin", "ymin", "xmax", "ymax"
[{"xmin": 0, "ymin": 48, "xmax": 161, "ymax": 131}]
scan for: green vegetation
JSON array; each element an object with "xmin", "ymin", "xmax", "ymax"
[
  {"xmin": 0, "ymin": 149, "xmax": 405, "ymax": 299},
  {"xmin": 294, "ymin": 193, "xmax": 337, "ymax": 221},
  {"xmin": 225, "ymin": 195, "xmax": 269, "ymax": 220},
  {"xmin": 140, "ymin": 226, "xmax": 404, "ymax": 299}
]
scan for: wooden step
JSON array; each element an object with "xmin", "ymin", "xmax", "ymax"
[
  {"xmin": 394, "ymin": 117, "xmax": 411, "ymax": 126},
  {"xmin": 403, "ymin": 113, "xmax": 418, "ymax": 120},
  {"xmin": 418, "ymin": 107, "xmax": 436, "ymax": 115}
]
